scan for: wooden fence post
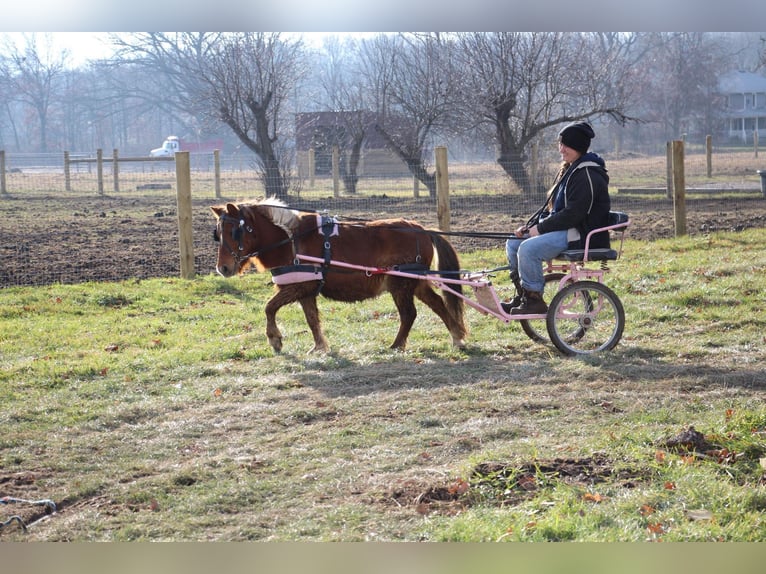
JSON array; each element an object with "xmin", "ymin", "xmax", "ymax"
[
  {"xmin": 64, "ymin": 151, "xmax": 71, "ymax": 192},
  {"xmin": 0, "ymin": 150, "xmax": 6, "ymax": 195},
  {"xmin": 214, "ymin": 149, "xmax": 221, "ymax": 199},
  {"xmin": 332, "ymin": 145, "xmax": 340, "ymax": 197},
  {"xmin": 96, "ymin": 148, "xmax": 104, "ymax": 195},
  {"xmin": 175, "ymin": 151, "xmax": 195, "ymax": 279},
  {"xmin": 672, "ymin": 140, "xmax": 686, "ymax": 237},
  {"xmin": 665, "ymin": 141, "xmax": 673, "ymax": 199},
  {"xmin": 530, "ymin": 141, "xmax": 539, "ymax": 195},
  {"xmin": 113, "ymin": 148, "xmax": 120, "ymax": 193},
  {"xmin": 308, "ymin": 148, "xmax": 315, "ymax": 188},
  {"xmin": 435, "ymin": 146, "xmax": 450, "ymax": 232},
  {"xmin": 706, "ymin": 135, "xmax": 712, "ymax": 178}
]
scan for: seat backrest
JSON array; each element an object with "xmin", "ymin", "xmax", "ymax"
[{"xmin": 608, "ymin": 211, "xmax": 629, "ymax": 227}]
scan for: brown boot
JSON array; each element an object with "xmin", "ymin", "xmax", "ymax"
[{"xmin": 511, "ymin": 290, "xmax": 548, "ymax": 315}]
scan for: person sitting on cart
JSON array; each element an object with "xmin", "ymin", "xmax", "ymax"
[{"xmin": 503, "ymin": 121, "xmax": 611, "ymax": 315}]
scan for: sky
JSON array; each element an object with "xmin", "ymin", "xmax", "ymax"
[
  {"xmin": 2, "ymin": 32, "xmax": 114, "ymax": 66},
  {"xmin": 3, "ymin": 32, "xmax": 382, "ymax": 67}
]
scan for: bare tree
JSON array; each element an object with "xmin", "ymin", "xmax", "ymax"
[
  {"xmin": 312, "ymin": 35, "xmax": 370, "ymax": 194},
  {"xmin": 0, "ymin": 33, "xmax": 69, "ymax": 152},
  {"xmin": 455, "ymin": 32, "xmax": 638, "ymax": 194},
  {"xmin": 359, "ymin": 33, "xmax": 458, "ymax": 198},
  {"xmin": 201, "ymin": 33, "xmax": 308, "ymax": 199},
  {"xmin": 637, "ymin": 33, "xmax": 735, "ymax": 141},
  {"xmin": 112, "ymin": 32, "xmax": 308, "ymax": 199},
  {"xmin": 110, "ymin": 32, "xmax": 223, "ymax": 136}
]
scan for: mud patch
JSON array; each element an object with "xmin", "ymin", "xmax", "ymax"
[{"xmin": 386, "ymin": 453, "xmax": 646, "ymax": 514}]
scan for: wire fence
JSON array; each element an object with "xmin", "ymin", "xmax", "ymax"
[{"xmin": 1, "ymin": 147, "xmax": 765, "ymax": 288}]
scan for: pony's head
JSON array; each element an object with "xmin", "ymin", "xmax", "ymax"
[{"xmin": 210, "ymin": 198, "xmax": 299, "ymax": 277}]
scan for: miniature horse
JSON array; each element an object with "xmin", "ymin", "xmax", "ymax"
[{"xmin": 211, "ymin": 198, "xmax": 467, "ymax": 353}]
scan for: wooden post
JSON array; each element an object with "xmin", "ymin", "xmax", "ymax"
[
  {"xmin": 435, "ymin": 146, "xmax": 450, "ymax": 232},
  {"xmin": 213, "ymin": 149, "xmax": 221, "ymax": 199},
  {"xmin": 530, "ymin": 141, "xmax": 539, "ymax": 195},
  {"xmin": 175, "ymin": 151, "xmax": 195, "ymax": 279},
  {"xmin": 0, "ymin": 150, "xmax": 6, "ymax": 195},
  {"xmin": 308, "ymin": 148, "xmax": 315, "ymax": 188},
  {"xmin": 413, "ymin": 177, "xmax": 420, "ymax": 198},
  {"xmin": 332, "ymin": 145, "xmax": 340, "ymax": 197},
  {"xmin": 96, "ymin": 148, "xmax": 104, "ymax": 195},
  {"xmin": 705, "ymin": 135, "xmax": 712, "ymax": 178},
  {"xmin": 64, "ymin": 151, "xmax": 71, "ymax": 192},
  {"xmin": 113, "ymin": 148, "xmax": 120, "ymax": 193},
  {"xmin": 672, "ymin": 140, "xmax": 686, "ymax": 237},
  {"xmin": 665, "ymin": 141, "xmax": 673, "ymax": 199}
]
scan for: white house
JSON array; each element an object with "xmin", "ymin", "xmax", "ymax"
[{"xmin": 719, "ymin": 71, "xmax": 766, "ymax": 143}]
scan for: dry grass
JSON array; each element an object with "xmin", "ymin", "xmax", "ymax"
[{"xmin": 2, "ymin": 227, "xmax": 766, "ymax": 541}]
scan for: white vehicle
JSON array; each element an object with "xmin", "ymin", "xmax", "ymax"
[{"xmin": 150, "ymin": 136, "xmax": 223, "ymax": 157}]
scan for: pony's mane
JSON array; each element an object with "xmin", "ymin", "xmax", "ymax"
[{"xmin": 249, "ymin": 197, "xmax": 300, "ymax": 236}]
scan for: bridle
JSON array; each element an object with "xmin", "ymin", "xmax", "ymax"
[
  {"xmin": 213, "ymin": 213, "xmax": 301, "ymax": 268},
  {"xmin": 213, "ymin": 214, "xmax": 259, "ymax": 268}
]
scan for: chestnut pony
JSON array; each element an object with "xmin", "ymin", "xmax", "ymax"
[{"xmin": 211, "ymin": 198, "xmax": 467, "ymax": 353}]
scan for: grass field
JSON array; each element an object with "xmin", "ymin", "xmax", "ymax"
[{"xmin": 1, "ymin": 228, "xmax": 766, "ymax": 542}]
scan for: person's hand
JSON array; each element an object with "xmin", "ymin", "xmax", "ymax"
[{"xmin": 514, "ymin": 225, "xmax": 528, "ymax": 238}]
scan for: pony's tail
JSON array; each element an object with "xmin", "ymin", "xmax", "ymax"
[{"xmin": 430, "ymin": 232, "xmax": 467, "ymax": 337}]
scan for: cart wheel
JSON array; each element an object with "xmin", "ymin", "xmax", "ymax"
[
  {"xmin": 520, "ymin": 273, "xmax": 567, "ymax": 343},
  {"xmin": 546, "ymin": 281, "xmax": 625, "ymax": 355}
]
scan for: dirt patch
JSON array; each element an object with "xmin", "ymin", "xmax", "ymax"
[{"xmin": 386, "ymin": 453, "xmax": 647, "ymax": 515}]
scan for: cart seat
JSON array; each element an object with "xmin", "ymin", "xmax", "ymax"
[
  {"xmin": 555, "ymin": 212, "xmax": 630, "ymax": 263},
  {"xmin": 557, "ymin": 248, "xmax": 620, "ymax": 262}
]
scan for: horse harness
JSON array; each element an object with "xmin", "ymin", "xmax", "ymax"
[
  {"xmin": 216, "ymin": 212, "xmax": 428, "ymax": 293},
  {"xmin": 270, "ymin": 214, "xmax": 339, "ymax": 293},
  {"xmin": 215, "ymin": 212, "xmax": 340, "ymax": 293}
]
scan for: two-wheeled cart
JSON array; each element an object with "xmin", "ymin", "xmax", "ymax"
[{"xmin": 296, "ymin": 211, "xmax": 631, "ymax": 356}]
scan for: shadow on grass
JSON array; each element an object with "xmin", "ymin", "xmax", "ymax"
[{"xmin": 284, "ymin": 344, "xmax": 766, "ymax": 398}]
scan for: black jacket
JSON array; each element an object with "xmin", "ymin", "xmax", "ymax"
[{"xmin": 531, "ymin": 154, "xmax": 611, "ymax": 250}]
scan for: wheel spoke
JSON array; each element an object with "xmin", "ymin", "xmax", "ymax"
[{"xmin": 546, "ymin": 281, "xmax": 624, "ymax": 355}]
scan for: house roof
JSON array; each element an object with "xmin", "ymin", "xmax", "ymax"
[{"xmin": 718, "ymin": 71, "xmax": 766, "ymax": 94}]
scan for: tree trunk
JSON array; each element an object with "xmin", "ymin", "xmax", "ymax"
[
  {"xmin": 222, "ymin": 92, "xmax": 289, "ymax": 200},
  {"xmin": 497, "ymin": 146, "xmax": 532, "ymax": 196},
  {"xmin": 341, "ymin": 134, "xmax": 364, "ymax": 194},
  {"xmin": 261, "ymin": 155, "xmax": 287, "ymax": 200},
  {"xmin": 494, "ymin": 105, "xmax": 532, "ymax": 195},
  {"xmin": 375, "ymin": 124, "xmax": 437, "ymax": 197}
]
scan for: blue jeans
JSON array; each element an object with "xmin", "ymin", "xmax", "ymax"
[{"xmin": 505, "ymin": 230, "xmax": 569, "ymax": 293}]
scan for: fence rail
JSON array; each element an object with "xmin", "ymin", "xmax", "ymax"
[{"xmin": 2, "ymin": 144, "xmax": 766, "ymax": 288}]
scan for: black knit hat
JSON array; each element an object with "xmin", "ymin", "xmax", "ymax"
[{"xmin": 558, "ymin": 122, "xmax": 595, "ymax": 153}]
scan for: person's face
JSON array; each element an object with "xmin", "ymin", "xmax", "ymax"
[{"xmin": 558, "ymin": 141, "xmax": 583, "ymax": 163}]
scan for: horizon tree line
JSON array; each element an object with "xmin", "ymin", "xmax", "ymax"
[{"xmin": 0, "ymin": 32, "xmax": 763, "ymax": 199}]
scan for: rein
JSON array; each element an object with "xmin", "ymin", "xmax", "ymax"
[
  {"xmin": 255, "ymin": 202, "xmax": 514, "ymax": 241},
  {"xmin": 215, "ymin": 203, "xmax": 513, "ymax": 286}
]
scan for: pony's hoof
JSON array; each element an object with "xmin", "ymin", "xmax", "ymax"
[
  {"xmin": 269, "ymin": 338, "xmax": 283, "ymax": 353},
  {"xmin": 308, "ymin": 344, "xmax": 330, "ymax": 354}
]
